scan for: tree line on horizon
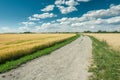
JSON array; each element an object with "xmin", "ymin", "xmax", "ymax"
[{"xmin": 83, "ymin": 30, "xmax": 120, "ymax": 33}]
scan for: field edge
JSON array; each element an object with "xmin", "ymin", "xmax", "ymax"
[
  {"xmin": 89, "ymin": 36, "xmax": 120, "ymax": 80},
  {"xmin": 0, "ymin": 34, "xmax": 80, "ymax": 73}
]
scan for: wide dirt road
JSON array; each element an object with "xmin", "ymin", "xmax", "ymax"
[{"xmin": 0, "ymin": 36, "xmax": 92, "ymax": 80}]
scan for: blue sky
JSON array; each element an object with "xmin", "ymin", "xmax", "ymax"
[{"xmin": 0, "ymin": 0, "xmax": 120, "ymax": 33}]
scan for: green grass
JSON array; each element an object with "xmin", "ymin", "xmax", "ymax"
[
  {"xmin": 89, "ymin": 36, "xmax": 120, "ymax": 80},
  {"xmin": 0, "ymin": 34, "xmax": 80, "ymax": 73}
]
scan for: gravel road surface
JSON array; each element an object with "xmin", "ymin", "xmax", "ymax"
[{"xmin": 0, "ymin": 36, "xmax": 92, "ymax": 80}]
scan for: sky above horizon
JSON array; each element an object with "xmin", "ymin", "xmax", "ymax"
[{"xmin": 0, "ymin": 0, "xmax": 120, "ymax": 33}]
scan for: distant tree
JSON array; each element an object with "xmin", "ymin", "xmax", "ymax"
[
  {"xmin": 97, "ymin": 30, "xmax": 107, "ymax": 33},
  {"xmin": 97, "ymin": 30, "xmax": 102, "ymax": 33},
  {"xmin": 23, "ymin": 32, "xmax": 32, "ymax": 34},
  {"xmin": 113, "ymin": 30, "xmax": 118, "ymax": 33},
  {"xmin": 84, "ymin": 30, "xmax": 92, "ymax": 33}
]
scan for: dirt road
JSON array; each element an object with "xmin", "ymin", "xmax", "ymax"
[{"xmin": 0, "ymin": 36, "xmax": 92, "ymax": 80}]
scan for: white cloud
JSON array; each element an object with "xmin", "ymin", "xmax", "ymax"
[
  {"xmin": 19, "ymin": 0, "xmax": 91, "ymax": 33},
  {"xmin": 55, "ymin": 0, "xmax": 78, "ymax": 14},
  {"xmin": 55, "ymin": 0, "xmax": 90, "ymax": 14},
  {"xmin": 33, "ymin": 13, "xmax": 56, "ymax": 19},
  {"xmin": 57, "ymin": 5, "xmax": 77, "ymax": 14},
  {"xmin": 55, "ymin": 0, "xmax": 86, "ymax": 6},
  {"xmin": 19, "ymin": 26, "xmax": 31, "ymax": 32},
  {"xmin": 55, "ymin": 0, "xmax": 65, "ymax": 5},
  {"xmin": 83, "ymin": 4, "xmax": 120, "ymax": 18},
  {"xmin": 21, "ymin": 22, "xmax": 35, "ymax": 26},
  {"xmin": 77, "ymin": 0, "xmax": 90, "ymax": 2},
  {"xmin": 29, "ymin": 13, "xmax": 56, "ymax": 21},
  {"xmin": 106, "ymin": 16, "xmax": 120, "ymax": 24},
  {"xmin": 56, "ymin": 17, "xmax": 68, "ymax": 22},
  {"xmin": 28, "ymin": 17, "xmax": 39, "ymax": 21},
  {"xmin": 28, "ymin": 0, "xmax": 89, "ymax": 22},
  {"xmin": 65, "ymin": 0, "xmax": 79, "ymax": 6},
  {"xmin": 21, "ymin": 3, "xmax": 120, "ymax": 32},
  {"xmin": 40, "ymin": 23, "xmax": 51, "ymax": 29},
  {"xmin": 36, "ymin": 4, "xmax": 120, "ymax": 32},
  {"xmin": 37, "ymin": 22, "xmax": 73, "ymax": 32},
  {"xmin": 41, "ymin": 5, "xmax": 55, "ymax": 12}
]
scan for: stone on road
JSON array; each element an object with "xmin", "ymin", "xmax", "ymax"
[{"xmin": 0, "ymin": 36, "xmax": 92, "ymax": 80}]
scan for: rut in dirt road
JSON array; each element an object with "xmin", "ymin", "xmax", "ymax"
[{"xmin": 0, "ymin": 36, "xmax": 92, "ymax": 80}]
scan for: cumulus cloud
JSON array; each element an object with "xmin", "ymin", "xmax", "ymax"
[
  {"xmin": 33, "ymin": 13, "xmax": 56, "ymax": 19},
  {"xmin": 20, "ymin": 2, "xmax": 120, "ymax": 32},
  {"xmin": 65, "ymin": 0, "xmax": 79, "ymax": 6},
  {"xmin": 36, "ymin": 22, "xmax": 73, "ymax": 32},
  {"xmin": 21, "ymin": 21, "xmax": 35, "ymax": 26},
  {"xmin": 57, "ymin": 5, "xmax": 77, "ymax": 14},
  {"xmin": 55, "ymin": 0, "xmax": 65, "ymax": 5},
  {"xmin": 41, "ymin": 5, "xmax": 55, "ymax": 12},
  {"xmin": 28, "ymin": 0, "xmax": 90, "ymax": 22},
  {"xmin": 19, "ymin": 26, "xmax": 31, "ymax": 32},
  {"xmin": 19, "ymin": 0, "xmax": 91, "ymax": 33},
  {"xmin": 55, "ymin": 0, "xmax": 78, "ymax": 14},
  {"xmin": 83, "ymin": 4, "xmax": 120, "ymax": 19},
  {"xmin": 77, "ymin": 0, "xmax": 90, "ymax": 2},
  {"xmin": 28, "ymin": 17, "xmax": 39, "ymax": 21},
  {"xmin": 29, "ymin": 13, "xmax": 56, "ymax": 21},
  {"xmin": 36, "ymin": 4, "xmax": 120, "ymax": 32},
  {"xmin": 106, "ymin": 16, "xmax": 120, "ymax": 24},
  {"xmin": 55, "ymin": 0, "xmax": 90, "ymax": 14}
]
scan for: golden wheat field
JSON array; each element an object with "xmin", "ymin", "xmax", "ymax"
[
  {"xmin": 85, "ymin": 33, "xmax": 120, "ymax": 50},
  {"xmin": 0, "ymin": 34, "xmax": 76, "ymax": 63}
]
